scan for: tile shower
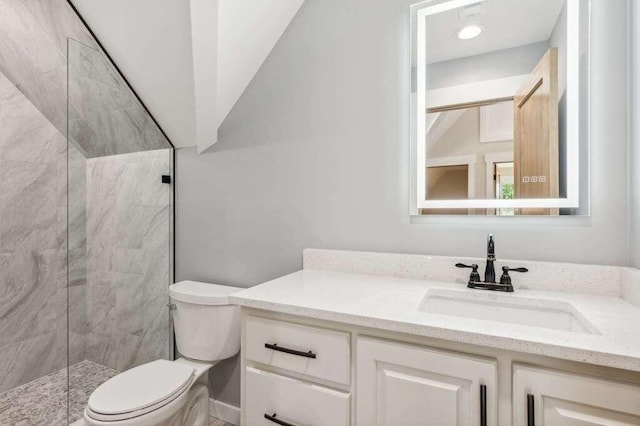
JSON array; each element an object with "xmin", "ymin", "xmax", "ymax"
[{"xmin": 0, "ymin": 0, "xmax": 174, "ymax": 424}]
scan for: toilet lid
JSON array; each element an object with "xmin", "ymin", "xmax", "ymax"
[
  {"xmin": 88, "ymin": 360, "xmax": 194, "ymax": 416},
  {"xmin": 169, "ymin": 281, "xmax": 239, "ymax": 305}
]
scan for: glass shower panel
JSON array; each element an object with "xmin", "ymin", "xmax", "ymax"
[
  {"xmin": 0, "ymin": 62, "xmax": 69, "ymax": 426},
  {"xmin": 67, "ymin": 38, "xmax": 173, "ymax": 424}
]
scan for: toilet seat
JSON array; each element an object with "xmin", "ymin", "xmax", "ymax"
[{"xmin": 86, "ymin": 360, "xmax": 194, "ymax": 422}]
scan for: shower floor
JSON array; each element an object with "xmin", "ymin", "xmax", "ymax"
[
  {"xmin": 0, "ymin": 360, "xmax": 233, "ymax": 426},
  {"xmin": 0, "ymin": 360, "xmax": 118, "ymax": 425}
]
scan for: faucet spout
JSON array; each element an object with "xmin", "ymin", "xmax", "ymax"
[
  {"xmin": 485, "ymin": 234, "xmax": 496, "ymax": 283},
  {"xmin": 456, "ymin": 233, "xmax": 528, "ymax": 292}
]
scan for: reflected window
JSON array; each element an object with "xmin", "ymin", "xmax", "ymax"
[{"xmin": 495, "ymin": 162, "xmax": 514, "ymax": 216}]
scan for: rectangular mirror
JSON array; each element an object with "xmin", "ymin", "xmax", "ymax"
[{"xmin": 410, "ymin": 0, "xmax": 590, "ymax": 216}]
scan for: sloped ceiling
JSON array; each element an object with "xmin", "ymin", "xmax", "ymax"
[
  {"xmin": 70, "ymin": 0, "xmax": 306, "ymax": 151},
  {"xmin": 216, "ymin": 0, "xmax": 305, "ymax": 130}
]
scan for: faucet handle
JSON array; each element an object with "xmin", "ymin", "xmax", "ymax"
[
  {"xmin": 502, "ymin": 266, "xmax": 529, "ymax": 273},
  {"xmin": 456, "ymin": 263, "xmax": 481, "ymax": 284},
  {"xmin": 500, "ymin": 266, "xmax": 529, "ymax": 285}
]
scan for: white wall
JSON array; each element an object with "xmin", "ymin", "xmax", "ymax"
[
  {"xmin": 70, "ymin": 0, "xmax": 197, "ymax": 148},
  {"xmin": 176, "ymin": 0, "xmax": 630, "ymax": 406},
  {"xmin": 631, "ymin": 0, "xmax": 640, "ymax": 268},
  {"xmin": 216, "ymin": 0, "xmax": 305, "ymax": 128},
  {"xmin": 190, "ymin": 0, "xmax": 219, "ymax": 152},
  {"xmin": 427, "ymin": 42, "xmax": 549, "ymax": 89}
]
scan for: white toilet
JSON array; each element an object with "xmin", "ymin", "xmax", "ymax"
[{"xmin": 83, "ymin": 281, "xmax": 241, "ymax": 426}]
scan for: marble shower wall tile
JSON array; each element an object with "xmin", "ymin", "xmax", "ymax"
[
  {"xmin": 0, "ymin": 0, "xmax": 171, "ymax": 158},
  {"xmin": 67, "ymin": 38, "xmax": 171, "ymax": 157},
  {"xmin": 20, "ymin": 0, "xmax": 99, "ymax": 53},
  {"xmin": 0, "ymin": 0, "xmax": 68, "ymax": 133},
  {"xmin": 0, "ymin": 70, "xmax": 71, "ymax": 393},
  {"xmin": 86, "ymin": 150, "xmax": 173, "ymax": 372},
  {"xmin": 68, "ymin": 142, "xmax": 88, "ymax": 364}
]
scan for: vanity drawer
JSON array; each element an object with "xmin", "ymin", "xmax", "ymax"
[
  {"xmin": 245, "ymin": 367, "xmax": 350, "ymax": 426},
  {"xmin": 245, "ymin": 316, "xmax": 351, "ymax": 385}
]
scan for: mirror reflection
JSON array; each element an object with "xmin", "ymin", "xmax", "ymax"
[{"xmin": 413, "ymin": 0, "xmax": 588, "ymax": 216}]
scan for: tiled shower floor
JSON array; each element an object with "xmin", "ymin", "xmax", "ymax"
[
  {"xmin": 0, "ymin": 360, "xmax": 119, "ymax": 425},
  {"xmin": 0, "ymin": 361, "xmax": 234, "ymax": 426}
]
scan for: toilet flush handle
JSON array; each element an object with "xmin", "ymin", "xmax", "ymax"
[{"xmin": 167, "ymin": 303, "xmax": 177, "ymax": 312}]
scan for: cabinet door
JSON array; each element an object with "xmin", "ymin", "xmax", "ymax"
[
  {"xmin": 513, "ymin": 364, "xmax": 640, "ymax": 425},
  {"xmin": 356, "ymin": 337, "xmax": 497, "ymax": 426}
]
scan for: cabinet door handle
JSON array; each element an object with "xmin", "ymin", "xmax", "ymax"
[
  {"xmin": 264, "ymin": 413, "xmax": 297, "ymax": 426},
  {"xmin": 480, "ymin": 384, "xmax": 487, "ymax": 426},
  {"xmin": 265, "ymin": 343, "xmax": 317, "ymax": 359},
  {"xmin": 527, "ymin": 394, "xmax": 535, "ymax": 426}
]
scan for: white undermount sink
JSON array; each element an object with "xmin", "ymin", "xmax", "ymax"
[{"xmin": 419, "ymin": 289, "xmax": 599, "ymax": 334}]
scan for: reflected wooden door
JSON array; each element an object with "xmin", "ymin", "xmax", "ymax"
[{"xmin": 514, "ymin": 48, "xmax": 559, "ymax": 215}]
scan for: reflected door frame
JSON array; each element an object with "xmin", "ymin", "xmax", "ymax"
[{"xmin": 484, "ymin": 152, "xmax": 513, "ymax": 215}]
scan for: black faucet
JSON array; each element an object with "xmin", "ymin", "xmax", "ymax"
[
  {"xmin": 485, "ymin": 234, "xmax": 496, "ymax": 283},
  {"xmin": 455, "ymin": 234, "xmax": 528, "ymax": 292}
]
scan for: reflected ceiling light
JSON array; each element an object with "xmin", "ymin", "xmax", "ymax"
[{"xmin": 456, "ymin": 24, "xmax": 483, "ymax": 40}]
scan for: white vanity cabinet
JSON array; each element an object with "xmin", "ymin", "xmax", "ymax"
[
  {"xmin": 240, "ymin": 311, "xmax": 640, "ymax": 426},
  {"xmin": 513, "ymin": 365, "xmax": 640, "ymax": 425},
  {"xmin": 356, "ymin": 337, "xmax": 497, "ymax": 426},
  {"xmin": 243, "ymin": 316, "xmax": 352, "ymax": 426}
]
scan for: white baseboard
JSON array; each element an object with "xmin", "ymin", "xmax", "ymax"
[{"xmin": 209, "ymin": 398, "xmax": 240, "ymax": 425}]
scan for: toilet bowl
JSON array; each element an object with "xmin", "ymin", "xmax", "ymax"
[{"xmin": 84, "ymin": 281, "xmax": 240, "ymax": 426}]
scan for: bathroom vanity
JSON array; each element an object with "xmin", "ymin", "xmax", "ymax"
[{"xmin": 231, "ymin": 249, "xmax": 640, "ymax": 426}]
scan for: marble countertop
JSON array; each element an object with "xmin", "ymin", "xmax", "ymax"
[{"xmin": 230, "ymin": 269, "xmax": 640, "ymax": 372}]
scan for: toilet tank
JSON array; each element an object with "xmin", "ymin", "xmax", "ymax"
[{"xmin": 169, "ymin": 281, "xmax": 241, "ymax": 362}]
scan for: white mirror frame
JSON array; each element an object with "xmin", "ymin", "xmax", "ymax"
[{"xmin": 410, "ymin": 0, "xmax": 588, "ymax": 212}]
